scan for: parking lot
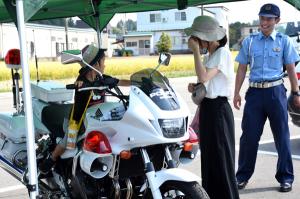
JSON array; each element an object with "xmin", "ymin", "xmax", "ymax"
[{"xmin": 0, "ymin": 76, "xmax": 299, "ymax": 198}]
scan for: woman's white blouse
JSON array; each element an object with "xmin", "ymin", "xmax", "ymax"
[{"xmin": 203, "ymin": 47, "xmax": 234, "ymax": 99}]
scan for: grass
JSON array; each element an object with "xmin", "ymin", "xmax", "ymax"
[{"xmin": 0, "ymin": 52, "xmax": 239, "ymax": 92}]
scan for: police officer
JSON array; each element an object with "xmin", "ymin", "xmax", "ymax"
[{"xmin": 234, "ymin": 3, "xmax": 300, "ymax": 192}]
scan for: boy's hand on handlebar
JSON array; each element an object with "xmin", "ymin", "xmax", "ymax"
[
  {"xmin": 100, "ymin": 76, "xmax": 119, "ymax": 89},
  {"xmin": 75, "ymin": 80, "xmax": 84, "ymax": 88}
]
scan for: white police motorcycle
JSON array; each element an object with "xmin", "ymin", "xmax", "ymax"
[{"xmin": 0, "ymin": 49, "xmax": 208, "ymax": 199}]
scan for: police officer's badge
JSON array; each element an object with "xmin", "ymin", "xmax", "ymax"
[
  {"xmin": 273, "ymin": 47, "xmax": 281, "ymax": 52},
  {"xmin": 265, "ymin": 5, "xmax": 272, "ymax": 10}
]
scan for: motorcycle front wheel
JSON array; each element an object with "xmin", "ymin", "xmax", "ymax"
[{"xmin": 144, "ymin": 180, "xmax": 209, "ymax": 199}]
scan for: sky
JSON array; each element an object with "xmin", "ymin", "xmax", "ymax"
[{"xmin": 109, "ymin": 0, "xmax": 300, "ymax": 26}]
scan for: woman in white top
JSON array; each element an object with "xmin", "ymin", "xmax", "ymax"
[{"xmin": 185, "ymin": 15, "xmax": 239, "ymax": 199}]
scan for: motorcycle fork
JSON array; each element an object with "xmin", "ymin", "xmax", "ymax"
[
  {"xmin": 140, "ymin": 148, "xmax": 162, "ymax": 199},
  {"xmin": 164, "ymin": 146, "xmax": 176, "ymax": 168},
  {"xmin": 164, "ymin": 146, "xmax": 181, "ymax": 196}
]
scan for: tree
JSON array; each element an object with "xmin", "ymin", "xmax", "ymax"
[
  {"xmin": 156, "ymin": 32, "xmax": 172, "ymax": 53},
  {"xmin": 116, "ymin": 19, "xmax": 137, "ymax": 33},
  {"xmin": 125, "ymin": 19, "xmax": 136, "ymax": 31},
  {"xmin": 229, "ymin": 22, "xmax": 250, "ymax": 48},
  {"xmin": 116, "ymin": 20, "xmax": 124, "ymax": 30}
]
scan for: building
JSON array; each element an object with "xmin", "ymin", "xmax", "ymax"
[
  {"xmin": 123, "ymin": 6, "xmax": 229, "ymax": 55},
  {"xmin": 0, "ymin": 22, "xmax": 117, "ymax": 59},
  {"xmin": 240, "ymin": 25, "xmax": 260, "ymax": 39}
]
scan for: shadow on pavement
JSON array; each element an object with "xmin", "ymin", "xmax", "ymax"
[
  {"xmin": 258, "ymin": 138, "xmax": 300, "ymax": 158},
  {"xmin": 239, "ymin": 186, "xmax": 278, "ymax": 195}
]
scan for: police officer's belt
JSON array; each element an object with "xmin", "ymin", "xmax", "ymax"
[{"xmin": 249, "ymin": 79, "xmax": 283, "ymax": 88}]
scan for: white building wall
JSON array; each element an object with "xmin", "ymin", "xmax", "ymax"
[
  {"xmin": 1, "ymin": 24, "xmax": 20, "ymax": 58},
  {"xmin": 124, "ymin": 37, "xmax": 139, "ymax": 55},
  {"xmin": 137, "ymin": 7, "xmax": 213, "ymax": 32},
  {"xmin": 0, "ymin": 23, "xmax": 5, "ymax": 58},
  {"xmin": 124, "ymin": 35, "xmax": 153, "ymax": 55},
  {"xmin": 137, "ymin": 6, "xmax": 228, "ymax": 53},
  {"xmin": 0, "ymin": 23, "xmax": 112, "ymax": 59},
  {"xmin": 205, "ymin": 7, "xmax": 229, "ymax": 39}
]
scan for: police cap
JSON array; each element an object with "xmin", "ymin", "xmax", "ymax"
[{"xmin": 259, "ymin": 3, "xmax": 280, "ymax": 18}]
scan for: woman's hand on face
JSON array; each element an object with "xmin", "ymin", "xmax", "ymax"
[
  {"xmin": 188, "ymin": 83, "xmax": 195, "ymax": 93},
  {"xmin": 188, "ymin": 37, "xmax": 200, "ymax": 53}
]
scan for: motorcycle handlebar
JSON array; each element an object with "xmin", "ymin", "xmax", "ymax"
[
  {"xmin": 66, "ymin": 84, "xmax": 76, "ymax": 89},
  {"xmin": 66, "ymin": 84, "xmax": 108, "ymax": 92},
  {"xmin": 78, "ymin": 86, "xmax": 109, "ymax": 92}
]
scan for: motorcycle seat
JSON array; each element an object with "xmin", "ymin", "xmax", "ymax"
[{"xmin": 41, "ymin": 103, "xmax": 73, "ymax": 139}]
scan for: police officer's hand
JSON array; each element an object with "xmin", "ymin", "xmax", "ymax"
[
  {"xmin": 233, "ymin": 94, "xmax": 242, "ymax": 110},
  {"xmin": 294, "ymin": 95, "xmax": 300, "ymax": 108}
]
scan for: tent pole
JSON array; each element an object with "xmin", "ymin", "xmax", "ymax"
[
  {"xmin": 94, "ymin": 13, "xmax": 101, "ymax": 48},
  {"xmin": 15, "ymin": 0, "xmax": 39, "ymax": 198}
]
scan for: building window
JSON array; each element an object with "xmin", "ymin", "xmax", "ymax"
[
  {"xmin": 72, "ymin": 38, "xmax": 78, "ymax": 42},
  {"xmin": 150, "ymin": 13, "xmax": 161, "ymax": 23},
  {"xmin": 126, "ymin": 41, "xmax": 137, "ymax": 47},
  {"xmin": 175, "ymin": 12, "xmax": 186, "ymax": 21},
  {"xmin": 138, "ymin": 40, "xmax": 150, "ymax": 48},
  {"xmin": 145, "ymin": 40, "xmax": 150, "ymax": 48}
]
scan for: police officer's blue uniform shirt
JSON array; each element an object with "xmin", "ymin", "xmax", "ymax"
[{"xmin": 236, "ymin": 31, "xmax": 300, "ymax": 82}]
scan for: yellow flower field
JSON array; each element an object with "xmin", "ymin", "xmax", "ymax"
[{"xmin": 0, "ymin": 52, "xmax": 239, "ymax": 92}]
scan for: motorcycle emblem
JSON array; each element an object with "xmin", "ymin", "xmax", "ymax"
[{"xmin": 150, "ymin": 89, "xmax": 174, "ymax": 99}]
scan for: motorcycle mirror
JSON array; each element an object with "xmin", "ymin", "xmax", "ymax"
[
  {"xmin": 158, "ymin": 52, "xmax": 171, "ymax": 66},
  {"xmin": 61, "ymin": 50, "xmax": 83, "ymax": 64},
  {"xmin": 4, "ymin": 49, "xmax": 22, "ymax": 69}
]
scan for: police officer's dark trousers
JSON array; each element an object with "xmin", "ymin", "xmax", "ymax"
[
  {"xmin": 200, "ymin": 97, "xmax": 239, "ymax": 199},
  {"xmin": 236, "ymin": 84, "xmax": 294, "ymax": 184}
]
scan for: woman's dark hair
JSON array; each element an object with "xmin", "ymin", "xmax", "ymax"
[{"xmin": 216, "ymin": 35, "xmax": 227, "ymax": 50}]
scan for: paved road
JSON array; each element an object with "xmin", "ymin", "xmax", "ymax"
[{"xmin": 0, "ymin": 76, "xmax": 299, "ymax": 198}]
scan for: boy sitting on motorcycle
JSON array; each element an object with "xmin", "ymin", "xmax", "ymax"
[{"xmin": 39, "ymin": 44, "xmax": 130, "ymax": 174}]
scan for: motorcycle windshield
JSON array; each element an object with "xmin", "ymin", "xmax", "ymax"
[{"xmin": 130, "ymin": 68, "xmax": 180, "ymax": 110}]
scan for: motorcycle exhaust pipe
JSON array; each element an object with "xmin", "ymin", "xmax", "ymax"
[
  {"xmin": 112, "ymin": 179, "xmax": 121, "ymax": 199},
  {"xmin": 125, "ymin": 178, "xmax": 133, "ymax": 199}
]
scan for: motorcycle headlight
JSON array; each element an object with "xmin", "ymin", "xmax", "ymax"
[{"xmin": 158, "ymin": 118, "xmax": 185, "ymax": 138}]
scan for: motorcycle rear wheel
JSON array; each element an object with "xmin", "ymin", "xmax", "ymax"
[{"xmin": 144, "ymin": 180, "xmax": 209, "ymax": 199}]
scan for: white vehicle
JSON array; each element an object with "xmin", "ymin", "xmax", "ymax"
[{"xmin": 0, "ymin": 49, "xmax": 208, "ymax": 199}]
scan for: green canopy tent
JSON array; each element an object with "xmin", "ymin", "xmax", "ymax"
[
  {"xmin": 1, "ymin": 0, "xmax": 300, "ymax": 31},
  {"xmin": 1, "ymin": 0, "xmax": 299, "ymax": 198}
]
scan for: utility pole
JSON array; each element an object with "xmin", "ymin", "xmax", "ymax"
[
  {"xmin": 122, "ymin": 13, "xmax": 126, "ymax": 35},
  {"xmin": 64, "ymin": 18, "xmax": 69, "ymax": 50}
]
